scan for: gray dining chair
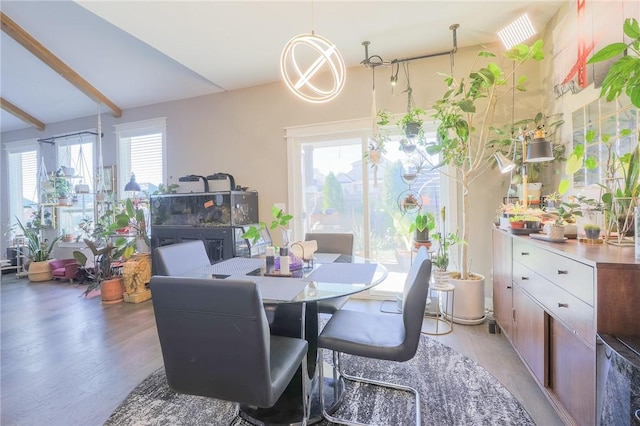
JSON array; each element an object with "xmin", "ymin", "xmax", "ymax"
[
  {"xmin": 154, "ymin": 240, "xmax": 210, "ymax": 276},
  {"xmin": 150, "ymin": 276, "xmax": 311, "ymax": 426},
  {"xmin": 304, "ymin": 232, "xmax": 354, "ymax": 314},
  {"xmin": 317, "ymin": 246, "xmax": 431, "ymax": 425}
]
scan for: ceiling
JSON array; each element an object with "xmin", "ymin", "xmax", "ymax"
[{"xmin": 0, "ymin": 0, "xmax": 565, "ymax": 134}]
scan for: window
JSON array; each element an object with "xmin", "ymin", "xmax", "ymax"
[
  {"xmin": 572, "ymin": 97, "xmax": 638, "ymax": 187},
  {"xmin": 5, "ymin": 140, "xmax": 39, "ymax": 227},
  {"xmin": 116, "ymin": 118, "xmax": 166, "ymax": 198},
  {"xmin": 286, "ymin": 118, "xmax": 444, "ymax": 297},
  {"xmin": 56, "ymin": 133, "xmax": 96, "ymax": 237}
]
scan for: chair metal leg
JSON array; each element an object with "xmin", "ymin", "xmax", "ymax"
[{"xmin": 318, "ymin": 350, "xmax": 421, "ymax": 426}]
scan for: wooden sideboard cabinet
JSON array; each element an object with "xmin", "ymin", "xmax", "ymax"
[{"xmin": 492, "ymin": 228, "xmax": 640, "ymax": 425}]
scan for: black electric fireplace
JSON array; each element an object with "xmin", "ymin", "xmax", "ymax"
[{"xmin": 596, "ymin": 334, "xmax": 640, "ymax": 425}]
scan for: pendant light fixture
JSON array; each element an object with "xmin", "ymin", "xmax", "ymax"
[{"xmin": 280, "ymin": 1, "xmax": 345, "ymax": 103}]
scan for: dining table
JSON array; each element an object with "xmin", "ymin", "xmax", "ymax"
[{"xmin": 184, "ymin": 252, "xmax": 388, "ymax": 425}]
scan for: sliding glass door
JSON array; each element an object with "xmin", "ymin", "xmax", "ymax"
[{"xmin": 286, "ymin": 119, "xmax": 443, "ymax": 297}]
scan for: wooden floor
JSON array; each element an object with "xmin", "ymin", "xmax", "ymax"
[{"xmin": 0, "ymin": 274, "xmax": 562, "ymax": 426}]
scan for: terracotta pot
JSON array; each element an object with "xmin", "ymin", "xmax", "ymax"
[
  {"xmin": 28, "ymin": 260, "xmax": 53, "ymax": 282},
  {"xmin": 368, "ymin": 149, "xmax": 382, "ymax": 165},
  {"xmin": 510, "ymin": 221, "xmax": 525, "ymax": 229},
  {"xmin": 100, "ymin": 277, "xmax": 125, "ymax": 304}
]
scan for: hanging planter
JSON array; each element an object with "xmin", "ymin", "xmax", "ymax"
[{"xmin": 400, "ymin": 139, "xmax": 417, "ymax": 155}]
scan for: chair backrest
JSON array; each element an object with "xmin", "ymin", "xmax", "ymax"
[
  {"xmin": 304, "ymin": 232, "xmax": 354, "ymax": 255},
  {"xmin": 400, "ymin": 246, "xmax": 432, "ymax": 361},
  {"xmin": 154, "ymin": 240, "xmax": 210, "ymax": 276},
  {"xmin": 150, "ymin": 276, "xmax": 275, "ymax": 406}
]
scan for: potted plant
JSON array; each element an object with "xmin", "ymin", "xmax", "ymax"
[
  {"xmin": 523, "ymin": 214, "xmax": 541, "ymax": 230},
  {"xmin": 584, "ymin": 223, "xmax": 601, "ymax": 240},
  {"xmin": 110, "ymin": 198, "xmax": 150, "ymax": 253},
  {"xmin": 367, "ymin": 109, "xmax": 391, "ymax": 160},
  {"xmin": 430, "ymin": 207, "xmax": 461, "ymax": 288},
  {"xmin": 398, "ymin": 106, "xmax": 426, "ymax": 140},
  {"xmin": 428, "ymin": 40, "xmax": 544, "ymax": 323},
  {"xmin": 409, "ymin": 210, "xmax": 436, "ymax": 245},
  {"xmin": 14, "ymin": 218, "xmax": 61, "ymax": 282},
  {"xmin": 242, "ymin": 205, "xmax": 293, "ymax": 246},
  {"xmin": 547, "ymin": 201, "xmax": 583, "ymax": 239},
  {"xmin": 429, "ymin": 40, "xmax": 544, "ymax": 280},
  {"xmin": 74, "ymin": 239, "xmax": 128, "ymax": 304},
  {"xmin": 509, "ymin": 215, "xmax": 525, "ymax": 229}
]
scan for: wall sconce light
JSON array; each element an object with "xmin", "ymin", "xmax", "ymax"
[
  {"xmin": 178, "ymin": 174, "xmax": 209, "ymax": 193},
  {"xmin": 124, "ymin": 172, "xmax": 141, "ymax": 192}
]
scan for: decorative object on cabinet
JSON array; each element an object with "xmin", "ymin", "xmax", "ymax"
[{"xmin": 583, "ymin": 223, "xmax": 601, "ymax": 240}]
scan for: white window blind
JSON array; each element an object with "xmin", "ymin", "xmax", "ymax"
[
  {"xmin": 5, "ymin": 140, "xmax": 39, "ymax": 225},
  {"xmin": 115, "ymin": 118, "xmax": 166, "ymax": 198}
]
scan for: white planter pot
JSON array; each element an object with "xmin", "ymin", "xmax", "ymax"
[
  {"xmin": 443, "ymin": 273, "xmax": 486, "ymax": 325},
  {"xmin": 432, "ymin": 269, "xmax": 451, "ymax": 289}
]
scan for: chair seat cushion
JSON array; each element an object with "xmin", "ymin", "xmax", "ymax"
[
  {"xmin": 318, "ymin": 309, "xmax": 407, "ymax": 361},
  {"xmin": 268, "ymin": 335, "xmax": 308, "ymax": 405}
]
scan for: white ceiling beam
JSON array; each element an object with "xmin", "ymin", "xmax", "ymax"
[{"xmin": 1, "ymin": 11, "xmax": 122, "ymax": 118}]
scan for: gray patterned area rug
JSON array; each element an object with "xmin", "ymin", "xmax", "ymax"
[{"xmin": 105, "ymin": 335, "xmax": 533, "ymax": 426}]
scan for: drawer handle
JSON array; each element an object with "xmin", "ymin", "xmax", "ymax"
[
  {"xmin": 520, "ymin": 252, "xmax": 530, "ymax": 256},
  {"xmin": 557, "ymin": 270, "xmax": 568, "ymax": 275},
  {"xmin": 558, "ymin": 303, "xmax": 569, "ymax": 308},
  {"xmin": 521, "ymin": 276, "xmax": 529, "ymax": 280},
  {"xmin": 506, "ymin": 285, "xmax": 512, "ymax": 289}
]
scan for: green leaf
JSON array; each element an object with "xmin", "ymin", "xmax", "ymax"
[
  {"xmin": 558, "ymin": 179, "xmax": 571, "ymax": 195},
  {"xmin": 478, "ymin": 51, "xmax": 496, "ymax": 58},
  {"xmin": 565, "ymin": 153, "xmax": 583, "ymax": 175},
  {"xmin": 458, "ymin": 99, "xmax": 475, "ymax": 113},
  {"xmin": 588, "ymin": 42, "xmax": 628, "ymax": 63},
  {"xmin": 623, "ymin": 18, "xmax": 640, "ymax": 39},
  {"xmin": 585, "ymin": 129, "xmax": 596, "ymax": 143},
  {"xmin": 585, "ymin": 156, "xmax": 598, "ymax": 170}
]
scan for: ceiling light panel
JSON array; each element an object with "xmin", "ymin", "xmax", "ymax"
[{"xmin": 498, "ymin": 14, "xmax": 536, "ymax": 50}]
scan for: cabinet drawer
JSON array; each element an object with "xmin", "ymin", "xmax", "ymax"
[
  {"xmin": 513, "ymin": 261, "xmax": 595, "ymax": 342},
  {"xmin": 513, "ymin": 239, "xmax": 594, "ymax": 306}
]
